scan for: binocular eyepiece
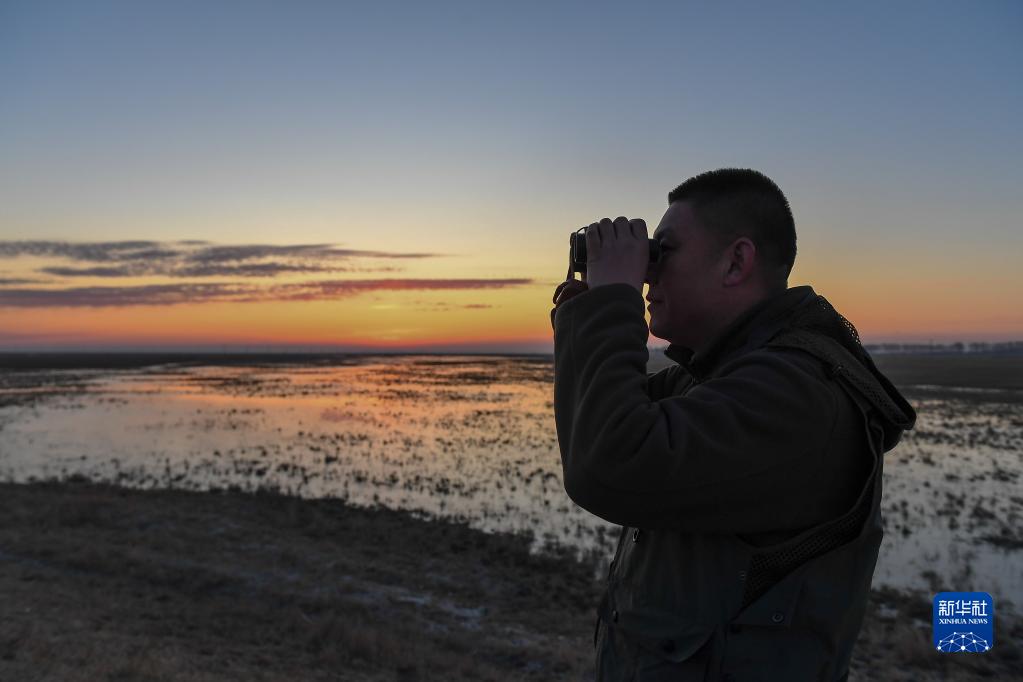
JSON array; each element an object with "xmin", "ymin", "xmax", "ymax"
[{"xmin": 568, "ymin": 230, "xmax": 661, "ymax": 276}]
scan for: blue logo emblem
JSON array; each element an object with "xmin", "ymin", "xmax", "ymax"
[{"xmin": 933, "ymin": 592, "xmax": 994, "ymax": 653}]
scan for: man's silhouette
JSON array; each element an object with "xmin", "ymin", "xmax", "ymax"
[{"xmin": 551, "ymin": 168, "xmax": 915, "ymax": 681}]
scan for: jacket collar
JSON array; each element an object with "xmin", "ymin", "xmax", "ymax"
[{"xmin": 663, "ymin": 285, "xmax": 818, "ymax": 380}]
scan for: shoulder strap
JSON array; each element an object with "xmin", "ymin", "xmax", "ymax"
[{"xmin": 766, "ymin": 329, "xmax": 916, "ymax": 449}]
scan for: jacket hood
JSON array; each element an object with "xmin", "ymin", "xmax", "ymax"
[{"xmin": 663, "ymin": 285, "xmax": 917, "ymax": 449}]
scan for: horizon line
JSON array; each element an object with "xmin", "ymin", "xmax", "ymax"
[{"xmin": 0, "ymin": 339, "xmax": 1021, "ymax": 356}]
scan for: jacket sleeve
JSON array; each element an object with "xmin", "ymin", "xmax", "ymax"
[{"xmin": 553, "ymin": 283, "xmax": 843, "ymax": 533}]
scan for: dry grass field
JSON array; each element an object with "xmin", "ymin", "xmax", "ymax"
[
  {"xmin": 2, "ymin": 480, "xmax": 1020, "ymax": 681},
  {"xmin": 0, "ymin": 479, "xmax": 597, "ymax": 681}
]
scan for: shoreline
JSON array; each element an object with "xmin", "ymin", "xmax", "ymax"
[
  {"xmin": 0, "ymin": 352, "xmax": 555, "ymax": 372},
  {"xmin": 1, "ymin": 480, "xmax": 1019, "ymax": 680}
]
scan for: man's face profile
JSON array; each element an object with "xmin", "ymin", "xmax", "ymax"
[{"xmin": 647, "ymin": 200, "xmax": 723, "ymax": 350}]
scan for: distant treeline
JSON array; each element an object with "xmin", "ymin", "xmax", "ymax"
[
  {"xmin": 862, "ymin": 341, "xmax": 1023, "ymax": 355},
  {"xmin": 650, "ymin": 341, "xmax": 1023, "ymax": 355}
]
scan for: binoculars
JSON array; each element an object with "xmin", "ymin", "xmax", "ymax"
[{"xmin": 568, "ymin": 229, "xmax": 661, "ymax": 276}]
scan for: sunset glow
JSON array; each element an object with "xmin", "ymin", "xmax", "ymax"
[{"xmin": 2, "ymin": 2, "xmax": 1020, "ymax": 351}]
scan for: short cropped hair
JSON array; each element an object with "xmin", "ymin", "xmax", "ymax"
[{"xmin": 668, "ymin": 168, "xmax": 796, "ymax": 292}]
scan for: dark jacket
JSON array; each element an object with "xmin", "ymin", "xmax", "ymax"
[{"xmin": 552, "ymin": 283, "xmax": 916, "ymax": 681}]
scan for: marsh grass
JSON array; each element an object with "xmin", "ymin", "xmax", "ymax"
[
  {"xmin": 0, "ymin": 479, "xmax": 598, "ymax": 681},
  {"xmin": 2, "ymin": 480, "xmax": 1020, "ymax": 681}
]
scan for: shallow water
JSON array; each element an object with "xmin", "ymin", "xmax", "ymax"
[{"xmin": 1, "ymin": 357, "xmax": 1020, "ymax": 613}]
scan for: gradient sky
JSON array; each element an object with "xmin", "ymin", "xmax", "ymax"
[{"xmin": 1, "ymin": 1, "xmax": 1021, "ymax": 352}]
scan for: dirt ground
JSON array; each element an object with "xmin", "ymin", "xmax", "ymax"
[{"xmin": 1, "ymin": 480, "xmax": 1018, "ymax": 681}]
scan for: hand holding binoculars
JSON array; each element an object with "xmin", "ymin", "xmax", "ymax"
[{"xmin": 567, "ymin": 228, "xmax": 661, "ymax": 278}]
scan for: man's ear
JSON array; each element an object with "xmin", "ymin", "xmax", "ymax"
[{"xmin": 722, "ymin": 237, "xmax": 756, "ymax": 287}]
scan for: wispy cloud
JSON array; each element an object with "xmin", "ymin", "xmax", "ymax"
[
  {"xmin": 405, "ymin": 300, "xmax": 497, "ymax": 312},
  {"xmin": 0, "ymin": 239, "xmax": 445, "ymax": 279},
  {"xmin": 0, "ymin": 239, "xmax": 524, "ymax": 308},
  {"xmin": 0, "ymin": 279, "xmax": 532, "ymax": 308},
  {"xmin": 0, "ymin": 283, "xmax": 256, "ymax": 308},
  {"xmin": 39, "ymin": 265, "xmax": 148, "ymax": 278},
  {"xmin": 266, "ymin": 278, "xmax": 531, "ymax": 302},
  {"xmin": 0, "ymin": 241, "xmax": 177, "ymax": 263}
]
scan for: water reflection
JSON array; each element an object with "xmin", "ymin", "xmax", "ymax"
[{"xmin": 0, "ymin": 356, "xmax": 1020, "ymax": 612}]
